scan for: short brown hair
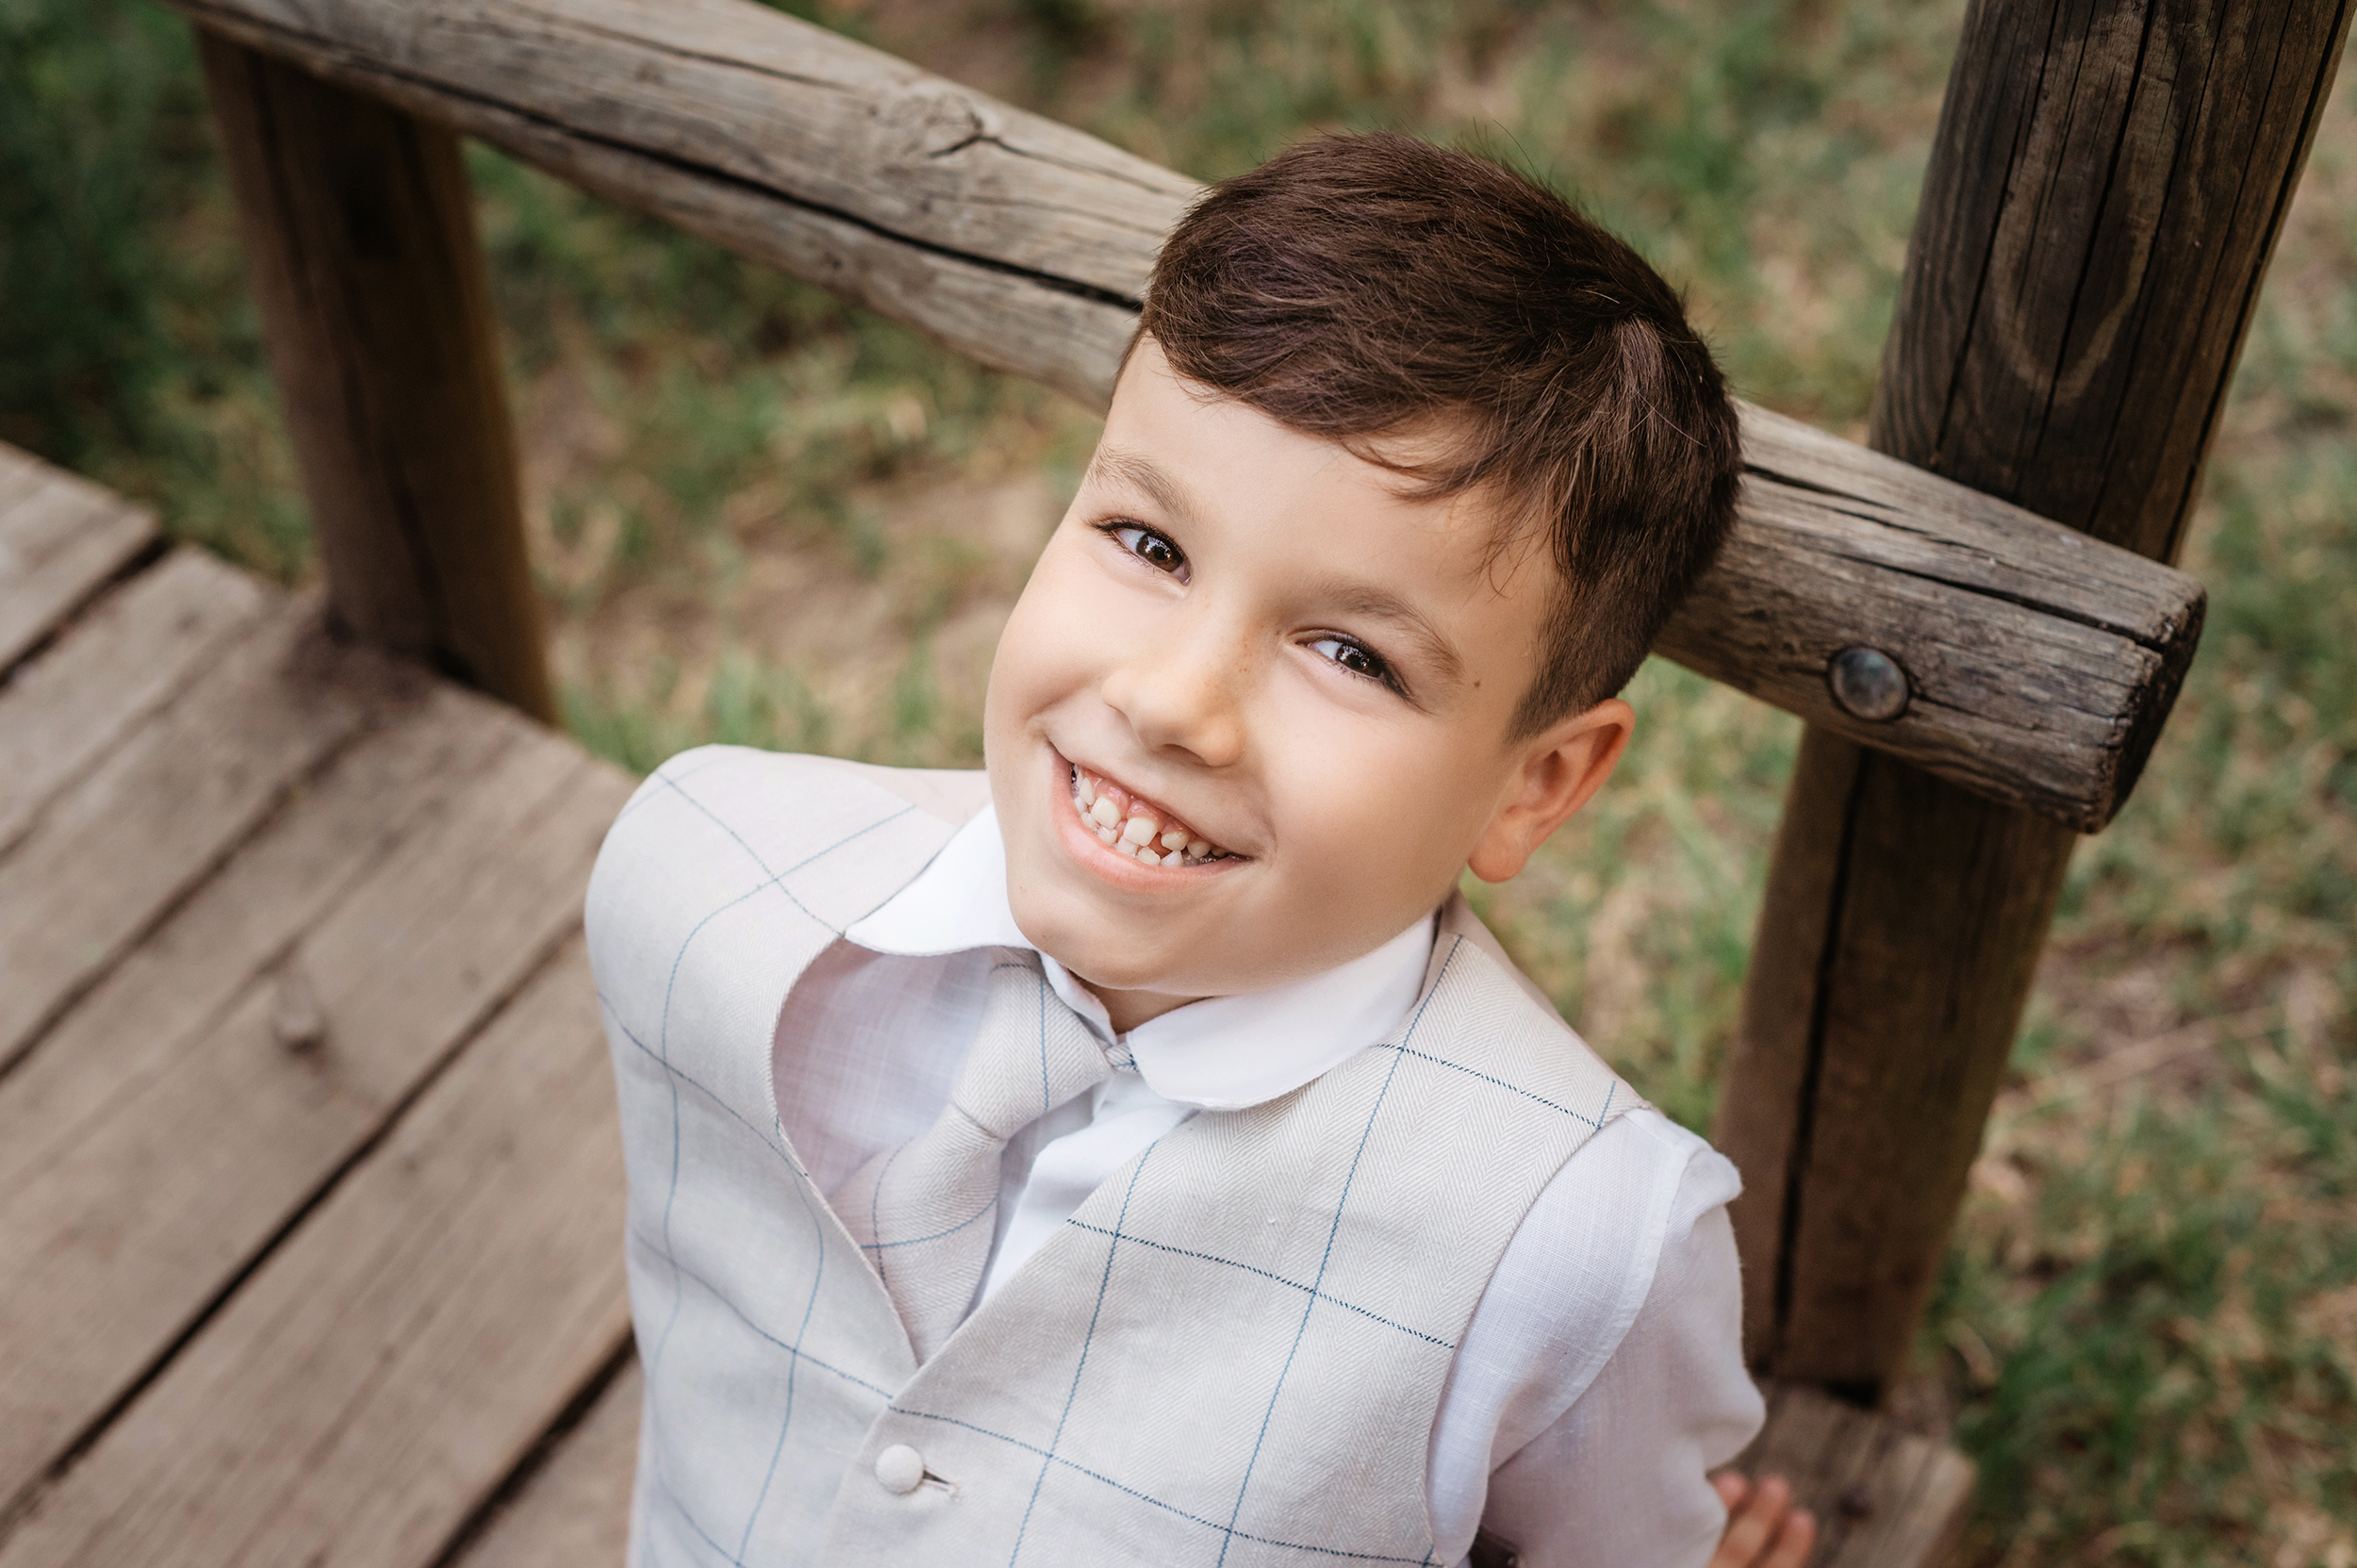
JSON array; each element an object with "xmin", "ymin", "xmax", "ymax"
[{"xmin": 1139, "ymin": 132, "xmax": 1739, "ymax": 736}]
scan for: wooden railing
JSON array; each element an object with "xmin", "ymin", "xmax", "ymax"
[
  {"xmin": 178, "ymin": 0, "xmax": 2204, "ymax": 829},
  {"xmin": 166, "ymin": 0, "xmax": 2347, "ymax": 1401}
]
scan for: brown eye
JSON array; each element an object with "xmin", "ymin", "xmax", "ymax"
[
  {"xmin": 1306, "ymin": 635, "xmax": 1404, "ymax": 696},
  {"xmin": 1108, "ymin": 524, "xmax": 1189, "ymax": 581}
]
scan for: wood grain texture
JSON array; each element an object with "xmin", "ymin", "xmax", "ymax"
[
  {"xmin": 0, "ymin": 941, "xmax": 631, "ymax": 1568},
  {"xmin": 0, "ymin": 683, "xmax": 524, "ymax": 1207},
  {"xmin": 0, "ymin": 703, "xmax": 626, "ymax": 1517},
  {"xmin": 155, "ymin": 0, "xmax": 2207, "ymax": 825},
  {"xmin": 1733, "ymin": 1382, "xmax": 1975, "ymax": 1568},
  {"xmin": 1717, "ymin": 0, "xmax": 2350, "ymax": 1394},
  {"xmin": 1662, "ymin": 405, "xmax": 2202, "ymax": 828},
  {"xmin": 1871, "ymin": 0, "xmax": 2355, "ymax": 565},
  {"xmin": 171, "ymin": 0, "xmax": 1186, "ymax": 406},
  {"xmin": 0, "ymin": 597, "xmax": 405, "ymax": 1075},
  {"xmin": 0, "ymin": 550, "xmax": 272, "ymax": 855},
  {"xmin": 449, "ymin": 1359, "xmax": 640, "ymax": 1568},
  {"xmin": 198, "ymin": 35, "xmax": 553, "ymax": 720},
  {"xmin": 0, "ymin": 447, "xmax": 157, "ymax": 672}
]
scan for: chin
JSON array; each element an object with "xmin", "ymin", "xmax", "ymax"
[{"xmin": 1005, "ymin": 877, "xmax": 1164, "ymax": 990}]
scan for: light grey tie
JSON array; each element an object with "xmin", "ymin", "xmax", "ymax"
[{"xmin": 835, "ymin": 949, "xmax": 1118, "ymax": 1361}]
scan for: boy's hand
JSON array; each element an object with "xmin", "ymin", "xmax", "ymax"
[{"xmin": 1707, "ymin": 1473, "xmax": 1817, "ymax": 1568}]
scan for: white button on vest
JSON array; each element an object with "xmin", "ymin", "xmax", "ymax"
[{"xmin": 874, "ymin": 1444, "xmax": 926, "ymax": 1494}]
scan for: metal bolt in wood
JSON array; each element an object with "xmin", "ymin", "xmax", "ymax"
[{"xmin": 1827, "ymin": 647, "xmax": 1909, "ymax": 721}]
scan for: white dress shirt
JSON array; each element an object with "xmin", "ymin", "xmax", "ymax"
[{"xmin": 771, "ymin": 804, "xmax": 1761, "ymax": 1568}]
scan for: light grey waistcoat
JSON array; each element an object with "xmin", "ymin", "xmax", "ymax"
[{"xmin": 585, "ymin": 747, "xmax": 1635, "ymax": 1568}]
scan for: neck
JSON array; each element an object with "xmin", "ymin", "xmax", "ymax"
[{"xmin": 1080, "ymin": 980, "xmax": 1203, "ymax": 1036}]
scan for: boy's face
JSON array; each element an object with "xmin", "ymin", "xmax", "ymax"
[{"xmin": 985, "ymin": 338, "xmax": 1629, "ymax": 1026}]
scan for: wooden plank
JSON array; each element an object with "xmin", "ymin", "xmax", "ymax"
[
  {"xmin": 0, "ymin": 941, "xmax": 632, "ymax": 1568},
  {"xmin": 0, "ymin": 714, "xmax": 629, "ymax": 1515},
  {"xmin": 156, "ymin": 0, "xmax": 2203, "ymax": 827},
  {"xmin": 0, "ymin": 549, "xmax": 274, "ymax": 854},
  {"xmin": 450, "ymin": 1360, "xmax": 640, "ymax": 1568},
  {"xmin": 0, "ymin": 451, "xmax": 157, "ymax": 672},
  {"xmin": 0, "ymin": 596, "xmax": 401, "ymax": 1075},
  {"xmin": 1717, "ymin": 0, "xmax": 2351, "ymax": 1393},
  {"xmin": 198, "ymin": 36, "xmax": 553, "ymax": 721},
  {"xmin": 0, "ymin": 680, "xmax": 525, "ymax": 1206},
  {"xmin": 0, "ymin": 447, "xmax": 52, "ymax": 512},
  {"xmin": 1733, "ymin": 1384, "xmax": 1974, "ymax": 1568},
  {"xmin": 1659, "ymin": 405, "xmax": 2201, "ymax": 829}
]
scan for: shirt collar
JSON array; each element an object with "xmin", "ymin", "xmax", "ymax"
[{"xmin": 844, "ymin": 803, "xmax": 1438, "ymax": 1113}]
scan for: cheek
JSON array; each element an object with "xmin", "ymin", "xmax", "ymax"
[
  {"xmin": 1266, "ymin": 703, "xmax": 1500, "ymax": 893},
  {"xmin": 988, "ymin": 542, "xmax": 1097, "ymax": 719}
]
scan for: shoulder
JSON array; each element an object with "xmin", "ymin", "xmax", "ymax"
[
  {"xmin": 596, "ymin": 749, "xmax": 986, "ymax": 869},
  {"xmin": 585, "ymin": 748, "xmax": 987, "ymax": 966},
  {"xmin": 1417, "ymin": 894, "xmax": 1645, "ymax": 1134},
  {"xmin": 607, "ymin": 747, "xmax": 988, "ymax": 833},
  {"xmin": 1457, "ymin": 1107, "xmax": 1743, "ymax": 1424},
  {"xmin": 1510, "ymin": 1105, "xmax": 1741, "ymax": 1353},
  {"xmin": 1513, "ymin": 1107, "xmax": 1741, "ymax": 1285}
]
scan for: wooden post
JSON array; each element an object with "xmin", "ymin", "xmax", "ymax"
[
  {"xmin": 195, "ymin": 32, "xmax": 553, "ymax": 723},
  {"xmin": 1716, "ymin": 0, "xmax": 2351, "ymax": 1398}
]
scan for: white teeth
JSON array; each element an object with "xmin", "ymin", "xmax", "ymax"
[{"xmin": 1072, "ymin": 767, "xmax": 1230, "ymax": 865}]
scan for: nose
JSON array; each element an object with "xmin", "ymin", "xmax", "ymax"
[{"xmin": 1098, "ymin": 601, "xmax": 1249, "ymax": 768}]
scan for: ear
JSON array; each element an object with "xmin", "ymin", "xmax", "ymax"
[{"xmin": 1466, "ymin": 699, "xmax": 1634, "ymax": 883}]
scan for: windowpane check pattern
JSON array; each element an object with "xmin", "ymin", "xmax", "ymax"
[{"xmin": 585, "ymin": 749, "xmax": 1634, "ymax": 1567}]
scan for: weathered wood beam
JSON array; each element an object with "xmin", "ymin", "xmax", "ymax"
[
  {"xmin": 197, "ymin": 33, "xmax": 554, "ymax": 722},
  {"xmin": 176, "ymin": 0, "xmax": 1178, "ymax": 409},
  {"xmin": 1663, "ymin": 406, "xmax": 2200, "ymax": 829},
  {"xmin": 164, "ymin": 0, "xmax": 2202, "ymax": 829},
  {"xmin": 1717, "ymin": 0, "xmax": 2350, "ymax": 1396}
]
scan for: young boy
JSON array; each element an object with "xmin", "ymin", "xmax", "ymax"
[{"xmin": 586, "ymin": 133, "xmax": 1806, "ymax": 1568}]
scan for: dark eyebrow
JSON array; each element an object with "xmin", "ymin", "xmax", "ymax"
[
  {"xmin": 1085, "ymin": 445, "xmax": 1198, "ymax": 527},
  {"xmin": 1312, "ymin": 579, "xmax": 1467, "ymax": 691}
]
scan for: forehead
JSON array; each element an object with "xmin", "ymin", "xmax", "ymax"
[{"xmin": 1092, "ymin": 343, "xmax": 1556, "ymax": 607}]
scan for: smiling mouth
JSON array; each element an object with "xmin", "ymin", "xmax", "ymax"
[{"xmin": 1069, "ymin": 765, "xmax": 1240, "ymax": 868}]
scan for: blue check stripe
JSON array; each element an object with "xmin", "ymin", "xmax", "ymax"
[
  {"xmin": 1060, "ymin": 1221, "xmax": 1455, "ymax": 1348},
  {"xmin": 605, "ymin": 767, "xmax": 1638, "ymax": 1567},
  {"xmin": 636, "ymin": 1228, "xmax": 893, "ymax": 1399},
  {"xmin": 1006, "ymin": 1141, "xmax": 1158, "ymax": 1563},
  {"xmin": 860, "ymin": 1191, "xmax": 1001, "ymax": 1251},
  {"xmin": 892, "ymin": 1404, "xmax": 1437, "ymax": 1564},
  {"xmin": 1209, "ymin": 943, "xmax": 1457, "ymax": 1566},
  {"xmin": 1376, "ymin": 1041, "xmax": 1619, "ymax": 1131},
  {"xmin": 616, "ymin": 770, "xmax": 929, "ymax": 1568}
]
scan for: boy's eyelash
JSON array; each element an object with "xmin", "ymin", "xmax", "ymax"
[
  {"xmin": 1307, "ymin": 634, "xmax": 1409, "ymax": 699},
  {"xmin": 1096, "ymin": 520, "xmax": 1188, "ymax": 579}
]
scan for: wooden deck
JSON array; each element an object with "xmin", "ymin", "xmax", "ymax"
[
  {"xmin": 0, "ymin": 439, "xmax": 638, "ymax": 1567},
  {"xmin": 0, "ymin": 442, "xmax": 1970, "ymax": 1567}
]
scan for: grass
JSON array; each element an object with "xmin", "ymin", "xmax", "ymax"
[{"xmin": 2, "ymin": 0, "xmax": 2351, "ymax": 1562}]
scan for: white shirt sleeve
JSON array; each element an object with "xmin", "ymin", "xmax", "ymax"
[{"xmin": 1427, "ymin": 1108, "xmax": 1762, "ymax": 1568}]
